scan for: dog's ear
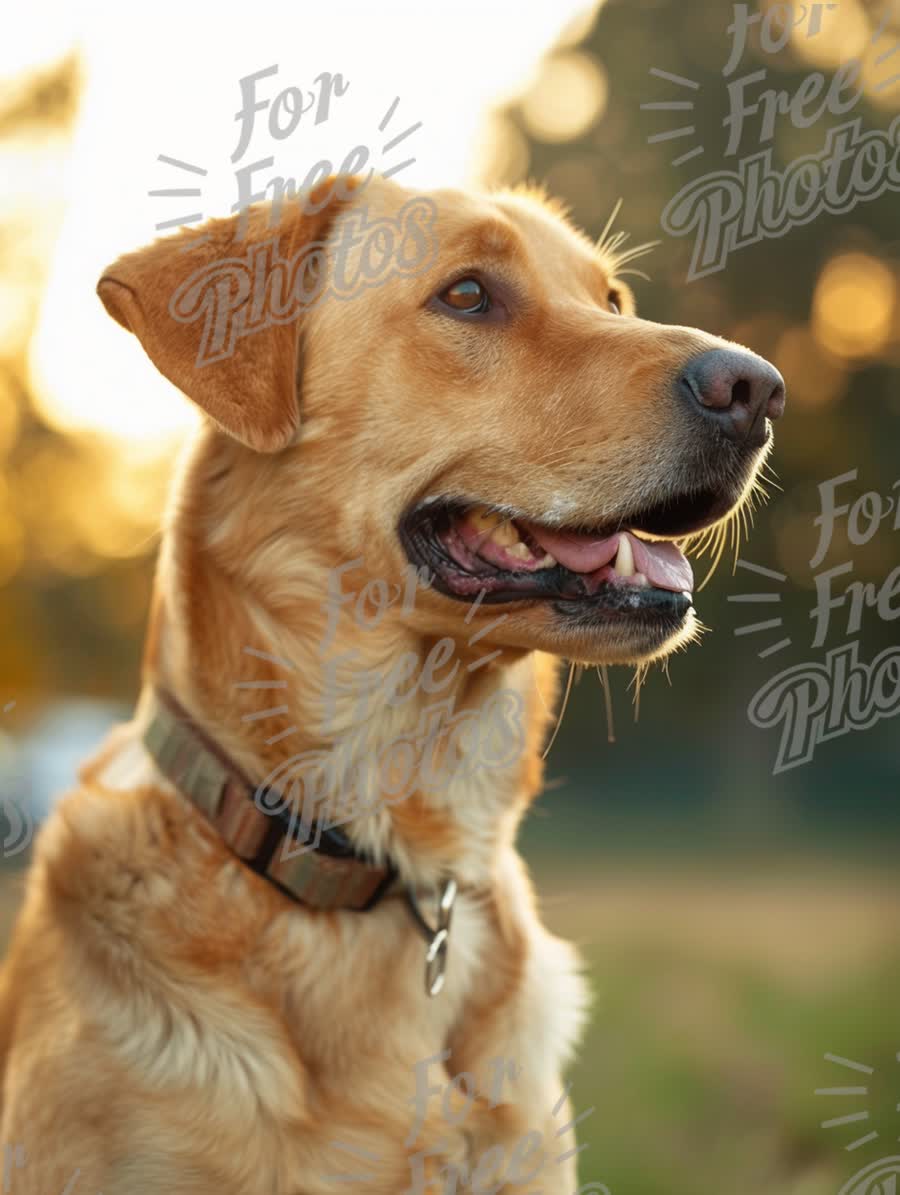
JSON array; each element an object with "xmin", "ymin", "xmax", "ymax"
[{"xmin": 97, "ymin": 178, "xmax": 358, "ymax": 453}]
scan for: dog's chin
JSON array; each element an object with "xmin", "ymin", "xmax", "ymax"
[
  {"xmin": 524, "ymin": 587, "xmax": 698, "ymax": 666},
  {"xmin": 397, "ymin": 482, "xmax": 751, "ymax": 664}
]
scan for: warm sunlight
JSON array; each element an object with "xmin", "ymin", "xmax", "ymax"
[{"xmin": 23, "ymin": 1, "xmax": 601, "ymax": 445}]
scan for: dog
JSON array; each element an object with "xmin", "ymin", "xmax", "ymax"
[{"xmin": 0, "ymin": 174, "xmax": 784, "ymax": 1193}]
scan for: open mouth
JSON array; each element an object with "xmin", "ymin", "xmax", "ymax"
[{"xmin": 398, "ymin": 490, "xmax": 731, "ymax": 625}]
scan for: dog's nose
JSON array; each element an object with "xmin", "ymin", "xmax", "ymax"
[{"xmin": 678, "ymin": 348, "xmax": 785, "ymax": 445}]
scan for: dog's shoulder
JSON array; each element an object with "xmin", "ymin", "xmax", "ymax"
[{"xmin": 0, "ymin": 726, "xmax": 311, "ymax": 1187}]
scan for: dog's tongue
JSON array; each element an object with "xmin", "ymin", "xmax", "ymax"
[
  {"xmin": 522, "ymin": 524, "xmax": 693, "ymax": 593},
  {"xmin": 629, "ymin": 535, "xmax": 694, "ymax": 592}
]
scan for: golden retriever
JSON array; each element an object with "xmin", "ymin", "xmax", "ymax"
[{"xmin": 0, "ymin": 174, "xmax": 783, "ymax": 1193}]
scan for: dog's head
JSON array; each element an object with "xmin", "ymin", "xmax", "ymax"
[{"xmin": 98, "ymin": 175, "xmax": 784, "ymax": 667}]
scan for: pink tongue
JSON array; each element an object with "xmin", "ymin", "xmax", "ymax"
[
  {"xmin": 630, "ymin": 535, "xmax": 694, "ymax": 593},
  {"xmin": 522, "ymin": 524, "xmax": 693, "ymax": 593}
]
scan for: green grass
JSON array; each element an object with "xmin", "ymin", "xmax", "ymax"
[{"xmin": 532, "ymin": 860, "xmax": 900, "ymax": 1194}]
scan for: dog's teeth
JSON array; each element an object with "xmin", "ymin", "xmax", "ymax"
[
  {"xmin": 633, "ymin": 572, "xmax": 649, "ymax": 588},
  {"xmin": 469, "ymin": 507, "xmax": 503, "ymax": 533},
  {"xmin": 468, "ymin": 509, "xmax": 556, "ymax": 567},
  {"xmin": 613, "ymin": 534, "xmax": 634, "ymax": 577},
  {"xmin": 491, "ymin": 522, "xmax": 519, "ymax": 547},
  {"xmin": 469, "ymin": 508, "xmax": 520, "ymax": 547}
]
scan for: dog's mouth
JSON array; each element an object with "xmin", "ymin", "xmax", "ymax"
[{"xmin": 399, "ymin": 488, "xmax": 736, "ymax": 621}]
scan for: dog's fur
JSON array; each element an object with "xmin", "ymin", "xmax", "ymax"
[{"xmin": 0, "ymin": 176, "xmax": 775, "ymax": 1192}]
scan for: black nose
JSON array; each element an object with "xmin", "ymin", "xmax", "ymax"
[{"xmin": 678, "ymin": 348, "xmax": 785, "ymax": 445}]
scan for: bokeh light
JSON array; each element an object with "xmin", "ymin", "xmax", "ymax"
[
  {"xmin": 520, "ymin": 51, "xmax": 608, "ymax": 143},
  {"xmin": 472, "ymin": 112, "xmax": 531, "ymax": 188},
  {"xmin": 812, "ymin": 252, "xmax": 896, "ymax": 360},
  {"xmin": 786, "ymin": 0, "xmax": 870, "ymax": 69}
]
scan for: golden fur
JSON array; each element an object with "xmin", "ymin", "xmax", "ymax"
[{"xmin": 0, "ymin": 175, "xmax": 774, "ymax": 1192}]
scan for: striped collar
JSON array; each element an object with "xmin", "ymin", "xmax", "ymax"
[
  {"xmin": 142, "ymin": 686, "xmax": 398, "ymax": 910},
  {"xmin": 141, "ymin": 686, "xmax": 457, "ymax": 995}
]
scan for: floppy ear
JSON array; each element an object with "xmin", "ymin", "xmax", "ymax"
[{"xmin": 97, "ymin": 179, "xmax": 357, "ymax": 453}]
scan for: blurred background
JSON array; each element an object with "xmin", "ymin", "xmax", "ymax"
[{"xmin": 1, "ymin": 1, "xmax": 898, "ymax": 1191}]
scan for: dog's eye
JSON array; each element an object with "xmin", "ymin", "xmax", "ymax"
[
  {"xmin": 608, "ymin": 292, "xmax": 621, "ymax": 314},
  {"xmin": 439, "ymin": 277, "xmax": 490, "ymax": 314}
]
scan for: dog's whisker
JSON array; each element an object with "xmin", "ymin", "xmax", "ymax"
[
  {"xmin": 541, "ymin": 661, "xmax": 576, "ymax": 760},
  {"xmin": 695, "ymin": 519, "xmax": 729, "ymax": 590},
  {"xmin": 629, "ymin": 662, "xmax": 649, "ymax": 723},
  {"xmin": 595, "ymin": 666, "xmax": 615, "ymax": 744},
  {"xmin": 595, "ymin": 197, "xmax": 624, "ymax": 256},
  {"xmin": 605, "ymin": 229, "xmax": 629, "ymax": 255},
  {"xmin": 609, "ymin": 241, "xmax": 660, "ymax": 270},
  {"xmin": 613, "ymin": 240, "xmax": 661, "ymax": 262}
]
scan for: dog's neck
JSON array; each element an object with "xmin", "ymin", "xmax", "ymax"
[{"xmin": 138, "ymin": 427, "xmax": 556, "ymax": 889}]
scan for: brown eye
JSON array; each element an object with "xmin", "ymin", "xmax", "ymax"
[{"xmin": 440, "ymin": 277, "xmax": 490, "ymax": 314}]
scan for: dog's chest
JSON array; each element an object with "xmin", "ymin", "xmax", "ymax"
[
  {"xmin": 262, "ymin": 883, "xmax": 587, "ymax": 1193},
  {"xmin": 84, "ymin": 722, "xmax": 586, "ymax": 1192}
]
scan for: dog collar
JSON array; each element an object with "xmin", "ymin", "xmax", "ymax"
[
  {"xmin": 140, "ymin": 687, "xmax": 458, "ymax": 996},
  {"xmin": 142, "ymin": 687, "xmax": 398, "ymax": 911}
]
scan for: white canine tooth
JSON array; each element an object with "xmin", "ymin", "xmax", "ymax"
[
  {"xmin": 505, "ymin": 542, "xmax": 533, "ymax": 560},
  {"xmin": 614, "ymin": 534, "xmax": 634, "ymax": 577}
]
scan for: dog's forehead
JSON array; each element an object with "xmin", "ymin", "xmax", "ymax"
[
  {"xmin": 444, "ymin": 188, "xmax": 609, "ymax": 295},
  {"xmin": 356, "ymin": 178, "xmax": 611, "ymax": 297}
]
